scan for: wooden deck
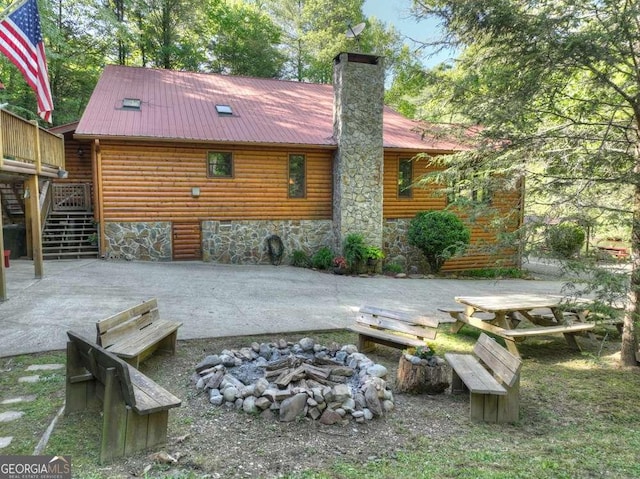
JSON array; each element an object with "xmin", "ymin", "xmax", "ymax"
[{"xmin": 0, "ymin": 109, "xmax": 66, "ymax": 300}]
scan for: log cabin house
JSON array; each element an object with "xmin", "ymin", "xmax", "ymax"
[{"xmin": 63, "ymin": 52, "xmax": 521, "ymax": 271}]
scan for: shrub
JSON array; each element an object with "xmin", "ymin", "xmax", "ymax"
[
  {"xmin": 383, "ymin": 262, "xmax": 404, "ymax": 275},
  {"xmin": 290, "ymin": 250, "xmax": 311, "ymax": 268},
  {"xmin": 546, "ymin": 224, "xmax": 585, "ymax": 258},
  {"xmin": 364, "ymin": 246, "xmax": 385, "ymax": 261},
  {"xmin": 311, "ymin": 247, "xmax": 334, "ymax": 270},
  {"xmin": 343, "ymin": 233, "xmax": 367, "ymax": 272},
  {"xmin": 407, "ymin": 211, "xmax": 471, "ymax": 273}
]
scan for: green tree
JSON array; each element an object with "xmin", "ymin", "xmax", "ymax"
[
  {"xmin": 410, "ymin": 0, "xmax": 640, "ymax": 365},
  {"xmin": 205, "ymin": 0, "xmax": 286, "ymax": 77}
]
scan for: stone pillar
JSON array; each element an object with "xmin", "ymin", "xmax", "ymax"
[{"xmin": 332, "ymin": 52, "xmax": 384, "ymax": 251}]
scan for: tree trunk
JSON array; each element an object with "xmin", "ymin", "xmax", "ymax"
[
  {"xmin": 396, "ymin": 355, "xmax": 449, "ymax": 394},
  {"xmin": 622, "ymin": 141, "xmax": 640, "ymax": 366}
]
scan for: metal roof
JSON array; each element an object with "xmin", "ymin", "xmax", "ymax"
[{"xmin": 75, "ymin": 65, "xmax": 464, "ymax": 151}]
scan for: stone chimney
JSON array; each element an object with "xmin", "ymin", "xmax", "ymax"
[{"xmin": 332, "ymin": 52, "xmax": 385, "ymax": 252}]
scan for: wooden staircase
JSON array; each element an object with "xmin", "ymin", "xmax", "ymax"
[{"xmin": 43, "ymin": 211, "xmax": 99, "ymax": 259}]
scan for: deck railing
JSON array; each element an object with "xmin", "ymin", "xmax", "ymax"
[{"xmin": 0, "ymin": 109, "xmax": 65, "ymax": 175}]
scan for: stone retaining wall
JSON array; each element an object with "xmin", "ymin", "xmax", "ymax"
[
  {"xmin": 104, "ymin": 221, "xmax": 172, "ymax": 261},
  {"xmin": 202, "ymin": 220, "xmax": 334, "ymax": 264}
]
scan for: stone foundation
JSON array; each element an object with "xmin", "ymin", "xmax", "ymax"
[
  {"xmin": 383, "ymin": 219, "xmax": 428, "ymax": 271},
  {"xmin": 104, "ymin": 221, "xmax": 172, "ymax": 261},
  {"xmin": 202, "ymin": 220, "xmax": 334, "ymax": 264}
]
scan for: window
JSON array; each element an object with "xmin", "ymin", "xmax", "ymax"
[
  {"xmin": 207, "ymin": 152, "xmax": 233, "ymax": 178},
  {"xmin": 447, "ymin": 171, "xmax": 491, "ymax": 204},
  {"xmin": 288, "ymin": 154, "xmax": 306, "ymax": 198},
  {"xmin": 215, "ymin": 104, "xmax": 233, "ymax": 116},
  {"xmin": 121, "ymin": 98, "xmax": 141, "ymax": 110},
  {"xmin": 398, "ymin": 158, "xmax": 413, "ymax": 198}
]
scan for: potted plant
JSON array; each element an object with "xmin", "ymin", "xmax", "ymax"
[
  {"xmin": 364, "ymin": 245, "xmax": 385, "ymax": 273},
  {"xmin": 332, "ymin": 256, "xmax": 348, "ymax": 274}
]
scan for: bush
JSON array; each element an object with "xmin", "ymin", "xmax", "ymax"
[
  {"xmin": 311, "ymin": 247, "xmax": 334, "ymax": 270},
  {"xmin": 546, "ymin": 224, "xmax": 585, "ymax": 258},
  {"xmin": 343, "ymin": 233, "xmax": 367, "ymax": 273},
  {"xmin": 407, "ymin": 211, "xmax": 471, "ymax": 273},
  {"xmin": 290, "ymin": 250, "xmax": 311, "ymax": 268}
]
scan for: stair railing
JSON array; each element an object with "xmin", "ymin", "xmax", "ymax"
[{"xmin": 52, "ymin": 183, "xmax": 92, "ymax": 211}]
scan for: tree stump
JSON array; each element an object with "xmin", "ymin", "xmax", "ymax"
[{"xmin": 396, "ymin": 354, "xmax": 449, "ymax": 394}]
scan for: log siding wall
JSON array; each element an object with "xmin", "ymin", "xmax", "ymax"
[
  {"xmin": 95, "ymin": 142, "xmax": 520, "ymax": 270},
  {"xmin": 382, "ymin": 152, "xmax": 521, "ymax": 270},
  {"xmin": 98, "ymin": 141, "xmax": 333, "ymax": 222}
]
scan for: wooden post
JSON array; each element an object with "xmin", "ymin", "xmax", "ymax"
[
  {"xmin": 95, "ymin": 140, "xmax": 106, "ymax": 256},
  {"xmin": 0, "ymin": 209, "xmax": 5, "ymax": 301},
  {"xmin": 33, "ymin": 120, "xmax": 41, "ymax": 174},
  {"xmin": 0, "ymin": 110, "xmax": 5, "ymax": 300},
  {"xmin": 26, "ymin": 175, "xmax": 43, "ymax": 278}
]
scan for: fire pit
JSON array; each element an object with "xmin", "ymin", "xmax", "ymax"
[{"xmin": 193, "ymin": 337, "xmax": 395, "ymax": 424}]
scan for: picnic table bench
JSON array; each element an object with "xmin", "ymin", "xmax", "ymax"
[
  {"xmin": 96, "ymin": 298, "xmax": 182, "ymax": 368},
  {"xmin": 441, "ymin": 294, "xmax": 595, "ymax": 357},
  {"xmin": 65, "ymin": 331, "xmax": 182, "ymax": 463},
  {"xmin": 445, "ymin": 333, "xmax": 522, "ymax": 423},
  {"xmin": 348, "ymin": 305, "xmax": 441, "ymax": 353}
]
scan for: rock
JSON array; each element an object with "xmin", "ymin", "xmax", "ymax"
[
  {"xmin": 382, "ymin": 400, "xmax": 395, "ymax": 412},
  {"xmin": 335, "ymin": 351, "xmax": 348, "ymax": 364},
  {"xmin": 367, "ymin": 364, "xmax": 388, "ymax": 379},
  {"xmin": 223, "ymin": 387, "xmax": 238, "ymax": 402},
  {"xmin": 307, "ymin": 398, "xmax": 318, "ymax": 408},
  {"xmin": 259, "ymin": 343, "xmax": 272, "ymax": 360},
  {"xmin": 251, "ymin": 342, "xmax": 261, "ymax": 353},
  {"xmin": 341, "ymin": 344, "xmax": 358, "ymax": 355},
  {"xmin": 255, "ymin": 397, "xmax": 272, "ymax": 410},
  {"xmin": 299, "ymin": 337, "xmax": 315, "ymax": 351},
  {"xmin": 330, "ymin": 366, "xmax": 354, "ymax": 377},
  {"xmin": 308, "ymin": 407, "xmax": 322, "ymax": 420},
  {"xmin": 195, "ymin": 355, "xmax": 221, "ymax": 372},
  {"xmin": 243, "ymin": 396, "xmax": 258, "ymax": 414},
  {"xmin": 234, "ymin": 398, "xmax": 244, "ymax": 409},
  {"xmin": 364, "ymin": 384, "xmax": 383, "ymax": 417},
  {"xmin": 277, "ymin": 338, "xmax": 288, "ymax": 349},
  {"xmin": 384, "ymin": 390, "xmax": 394, "ymax": 401},
  {"xmin": 332, "ymin": 384, "xmax": 351, "ymax": 403},
  {"xmin": 395, "ymin": 273, "xmax": 407, "ymax": 278},
  {"xmin": 319, "ymin": 409, "xmax": 342, "ymax": 425},
  {"xmin": 209, "ymin": 391, "xmax": 224, "ymax": 406},
  {"xmin": 279, "ymin": 393, "xmax": 309, "ymax": 422},
  {"xmin": 254, "ymin": 378, "xmax": 269, "ymax": 397},
  {"xmin": 240, "ymin": 385, "xmax": 255, "ymax": 398},
  {"xmin": 351, "ymin": 410, "xmax": 365, "ymax": 419},
  {"xmin": 341, "ymin": 398, "xmax": 356, "ymax": 413},
  {"xmin": 195, "ymin": 377, "xmax": 206, "ymax": 390},
  {"xmin": 354, "ymin": 392, "xmax": 366, "ymax": 410},
  {"xmin": 335, "ymin": 408, "xmax": 346, "ymax": 417},
  {"xmin": 363, "ymin": 408, "xmax": 374, "ymax": 420},
  {"xmin": 220, "ymin": 354, "xmax": 237, "ymax": 367},
  {"xmin": 313, "ymin": 343, "xmax": 324, "ymax": 353}
]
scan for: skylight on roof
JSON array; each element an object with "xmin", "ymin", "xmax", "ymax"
[
  {"xmin": 215, "ymin": 104, "xmax": 233, "ymax": 116},
  {"xmin": 122, "ymin": 98, "xmax": 141, "ymax": 110}
]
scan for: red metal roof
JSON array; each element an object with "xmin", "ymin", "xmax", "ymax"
[{"xmin": 75, "ymin": 65, "xmax": 463, "ymax": 151}]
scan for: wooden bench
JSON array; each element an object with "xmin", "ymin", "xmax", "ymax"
[
  {"xmin": 96, "ymin": 298, "xmax": 182, "ymax": 368},
  {"xmin": 65, "ymin": 330, "xmax": 181, "ymax": 463},
  {"xmin": 349, "ymin": 305, "xmax": 440, "ymax": 353},
  {"xmin": 445, "ymin": 333, "xmax": 522, "ymax": 423}
]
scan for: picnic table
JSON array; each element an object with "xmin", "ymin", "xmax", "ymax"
[{"xmin": 442, "ymin": 293, "xmax": 595, "ymax": 356}]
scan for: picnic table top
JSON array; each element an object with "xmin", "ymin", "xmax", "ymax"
[{"xmin": 455, "ymin": 293, "xmax": 587, "ymax": 313}]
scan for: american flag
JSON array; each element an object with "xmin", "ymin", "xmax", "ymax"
[{"xmin": 0, "ymin": 0, "xmax": 53, "ymax": 122}]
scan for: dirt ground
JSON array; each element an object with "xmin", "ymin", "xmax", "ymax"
[{"xmin": 100, "ymin": 331, "xmax": 470, "ymax": 479}]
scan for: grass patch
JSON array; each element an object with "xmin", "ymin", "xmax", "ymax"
[
  {"xmin": 3, "ymin": 330, "xmax": 640, "ymax": 479},
  {"xmin": 456, "ymin": 267, "xmax": 529, "ymax": 279},
  {"xmin": 0, "ymin": 351, "xmax": 66, "ymax": 455}
]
